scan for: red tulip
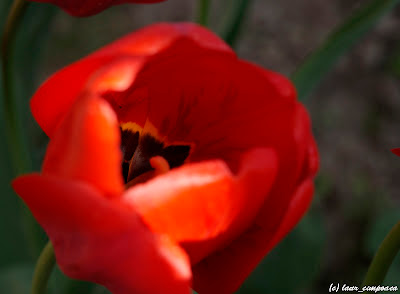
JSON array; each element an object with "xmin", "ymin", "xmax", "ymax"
[
  {"xmin": 13, "ymin": 23, "xmax": 319, "ymax": 294},
  {"xmin": 28, "ymin": 0, "xmax": 164, "ymax": 16}
]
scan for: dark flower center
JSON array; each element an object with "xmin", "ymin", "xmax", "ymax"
[{"xmin": 120, "ymin": 127, "xmax": 191, "ymax": 184}]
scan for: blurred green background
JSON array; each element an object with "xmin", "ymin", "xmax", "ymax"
[{"xmin": 0, "ymin": 0, "xmax": 399, "ymax": 293}]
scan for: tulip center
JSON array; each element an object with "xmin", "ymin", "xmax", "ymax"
[{"xmin": 120, "ymin": 127, "xmax": 191, "ymax": 185}]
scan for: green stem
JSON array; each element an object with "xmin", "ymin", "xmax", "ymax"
[
  {"xmin": 197, "ymin": 0, "xmax": 211, "ymax": 26},
  {"xmin": 362, "ymin": 221, "xmax": 400, "ymax": 286},
  {"xmin": 220, "ymin": 0, "xmax": 254, "ymax": 47},
  {"xmin": 31, "ymin": 241, "xmax": 55, "ymax": 294},
  {"xmin": 2, "ymin": 0, "xmax": 44, "ymax": 259},
  {"xmin": 1, "ymin": 0, "xmax": 31, "ymax": 175}
]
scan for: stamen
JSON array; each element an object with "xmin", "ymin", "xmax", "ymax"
[
  {"xmin": 150, "ymin": 156, "xmax": 171, "ymax": 175},
  {"xmin": 120, "ymin": 126, "xmax": 190, "ymax": 188},
  {"xmin": 125, "ymin": 156, "xmax": 171, "ymax": 189}
]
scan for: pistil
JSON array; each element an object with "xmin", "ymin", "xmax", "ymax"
[
  {"xmin": 150, "ymin": 156, "xmax": 170, "ymax": 175},
  {"xmin": 125, "ymin": 156, "xmax": 170, "ymax": 189}
]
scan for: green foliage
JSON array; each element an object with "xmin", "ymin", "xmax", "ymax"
[
  {"xmin": 197, "ymin": 0, "xmax": 211, "ymax": 26},
  {"xmin": 47, "ymin": 266, "xmax": 102, "ymax": 294},
  {"xmin": 0, "ymin": 264, "xmax": 34, "ymax": 293},
  {"xmin": 388, "ymin": 49, "xmax": 400, "ymax": 79},
  {"xmin": 291, "ymin": 0, "xmax": 400, "ymax": 101},
  {"xmin": 237, "ymin": 208, "xmax": 325, "ymax": 294},
  {"xmin": 366, "ymin": 210, "xmax": 400, "ymax": 287},
  {"xmin": 220, "ymin": 0, "xmax": 254, "ymax": 47},
  {"xmin": 0, "ymin": 0, "xmax": 30, "ymax": 268},
  {"xmin": 0, "ymin": 0, "xmax": 55, "ymax": 270}
]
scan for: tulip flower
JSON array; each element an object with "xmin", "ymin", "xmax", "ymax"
[
  {"xmin": 28, "ymin": 0, "xmax": 164, "ymax": 16},
  {"xmin": 13, "ymin": 23, "xmax": 319, "ymax": 294}
]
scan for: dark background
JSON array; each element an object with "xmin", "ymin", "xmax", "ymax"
[{"xmin": 1, "ymin": 0, "xmax": 399, "ymax": 293}]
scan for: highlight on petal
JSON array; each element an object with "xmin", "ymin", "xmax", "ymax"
[
  {"xmin": 88, "ymin": 57, "xmax": 145, "ymax": 94},
  {"xmin": 12, "ymin": 174, "xmax": 192, "ymax": 294},
  {"xmin": 31, "ymin": 56, "xmax": 116, "ymax": 137},
  {"xmin": 191, "ymin": 178, "xmax": 314, "ymax": 294},
  {"xmin": 42, "ymin": 93, "xmax": 124, "ymax": 197},
  {"xmin": 87, "ymin": 57, "xmax": 149, "ymax": 126},
  {"xmin": 123, "ymin": 160, "xmax": 237, "ymax": 243},
  {"xmin": 123, "ymin": 148, "xmax": 278, "ymax": 264},
  {"xmin": 98, "ymin": 22, "xmax": 234, "ymax": 57}
]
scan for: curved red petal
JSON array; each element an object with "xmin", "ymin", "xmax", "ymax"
[
  {"xmin": 95, "ymin": 22, "xmax": 233, "ymax": 57},
  {"xmin": 12, "ymin": 174, "xmax": 191, "ymax": 294},
  {"xmin": 306, "ymin": 135, "xmax": 320, "ymax": 176},
  {"xmin": 31, "ymin": 56, "xmax": 116, "ymax": 137},
  {"xmin": 28, "ymin": 0, "xmax": 165, "ymax": 17},
  {"xmin": 123, "ymin": 148, "xmax": 278, "ymax": 264},
  {"xmin": 123, "ymin": 160, "xmax": 235, "ymax": 241},
  {"xmin": 265, "ymin": 179, "xmax": 314, "ymax": 250},
  {"xmin": 119, "ymin": 56, "xmax": 316, "ymax": 243},
  {"xmin": 31, "ymin": 23, "xmax": 233, "ymax": 137},
  {"xmin": 254, "ymin": 103, "xmax": 316, "ymax": 233},
  {"xmin": 107, "ymin": 55, "xmax": 294, "ymax": 168},
  {"xmin": 42, "ymin": 94, "xmax": 124, "ymax": 197},
  {"xmin": 192, "ymin": 179, "xmax": 314, "ymax": 294}
]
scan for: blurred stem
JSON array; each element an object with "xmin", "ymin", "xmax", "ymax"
[
  {"xmin": 2, "ymin": 0, "xmax": 43, "ymax": 258},
  {"xmin": 32, "ymin": 241, "xmax": 55, "ymax": 294},
  {"xmin": 1, "ymin": 0, "xmax": 31, "ymax": 175},
  {"xmin": 197, "ymin": 0, "xmax": 211, "ymax": 26},
  {"xmin": 362, "ymin": 221, "xmax": 400, "ymax": 286},
  {"xmin": 220, "ymin": 0, "xmax": 253, "ymax": 47}
]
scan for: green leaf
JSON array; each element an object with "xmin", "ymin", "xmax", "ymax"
[
  {"xmin": 237, "ymin": 208, "xmax": 325, "ymax": 294},
  {"xmin": 47, "ymin": 266, "xmax": 101, "ymax": 294},
  {"xmin": 291, "ymin": 0, "xmax": 400, "ymax": 101},
  {"xmin": 91, "ymin": 285, "xmax": 112, "ymax": 294},
  {"xmin": 388, "ymin": 47, "xmax": 400, "ymax": 78},
  {"xmin": 0, "ymin": 264, "xmax": 34, "ymax": 294},
  {"xmin": 366, "ymin": 210, "xmax": 400, "ymax": 286},
  {"xmin": 0, "ymin": 2, "xmax": 56, "ymax": 265},
  {"xmin": 220, "ymin": 0, "xmax": 254, "ymax": 47},
  {"xmin": 0, "ymin": 0, "xmax": 12, "ymax": 26},
  {"xmin": 197, "ymin": 0, "xmax": 211, "ymax": 26}
]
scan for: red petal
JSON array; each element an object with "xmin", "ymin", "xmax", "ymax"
[
  {"xmin": 254, "ymin": 103, "xmax": 316, "ymax": 234},
  {"xmin": 119, "ymin": 57, "xmax": 304, "ymax": 179},
  {"xmin": 306, "ymin": 135, "xmax": 320, "ymax": 176},
  {"xmin": 391, "ymin": 148, "xmax": 400, "ymax": 157},
  {"xmin": 94, "ymin": 22, "xmax": 233, "ymax": 58},
  {"xmin": 88, "ymin": 57, "xmax": 149, "ymax": 127},
  {"xmin": 28, "ymin": 0, "xmax": 165, "ymax": 17},
  {"xmin": 123, "ymin": 148, "xmax": 278, "ymax": 264},
  {"xmin": 265, "ymin": 179, "xmax": 314, "ymax": 250},
  {"xmin": 42, "ymin": 94, "xmax": 123, "ymax": 197},
  {"xmin": 31, "ymin": 56, "xmax": 115, "ymax": 137},
  {"xmin": 192, "ymin": 179, "xmax": 314, "ymax": 294},
  {"xmin": 31, "ymin": 23, "xmax": 233, "ymax": 137},
  {"xmin": 12, "ymin": 174, "xmax": 191, "ymax": 294},
  {"xmin": 124, "ymin": 160, "xmax": 235, "ymax": 241}
]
